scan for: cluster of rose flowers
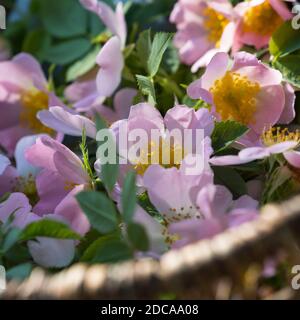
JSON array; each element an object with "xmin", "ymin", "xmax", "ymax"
[{"xmin": 0, "ymin": 0, "xmax": 299, "ymax": 271}]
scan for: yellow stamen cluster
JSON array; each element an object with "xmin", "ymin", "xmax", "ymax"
[
  {"xmin": 163, "ymin": 227, "xmax": 181, "ymax": 246},
  {"xmin": 242, "ymin": 0, "xmax": 283, "ymax": 36},
  {"xmin": 64, "ymin": 181, "xmax": 78, "ymax": 191},
  {"xmin": 134, "ymin": 139, "xmax": 185, "ymax": 176},
  {"xmin": 161, "ymin": 206, "xmax": 204, "ymax": 246},
  {"xmin": 210, "ymin": 71, "xmax": 260, "ymax": 125},
  {"xmin": 262, "ymin": 127, "xmax": 300, "ymax": 147},
  {"xmin": 203, "ymin": 7, "xmax": 229, "ymax": 47},
  {"xmin": 20, "ymin": 89, "xmax": 53, "ymax": 134},
  {"xmin": 13, "ymin": 174, "xmax": 39, "ymax": 206}
]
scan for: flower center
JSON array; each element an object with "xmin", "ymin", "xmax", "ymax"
[
  {"xmin": 133, "ymin": 139, "xmax": 185, "ymax": 176},
  {"xmin": 13, "ymin": 174, "xmax": 39, "ymax": 206},
  {"xmin": 242, "ymin": 0, "xmax": 283, "ymax": 36},
  {"xmin": 20, "ymin": 89, "xmax": 54, "ymax": 134},
  {"xmin": 209, "ymin": 71, "xmax": 261, "ymax": 125},
  {"xmin": 262, "ymin": 127, "xmax": 300, "ymax": 147},
  {"xmin": 203, "ymin": 7, "xmax": 229, "ymax": 47}
]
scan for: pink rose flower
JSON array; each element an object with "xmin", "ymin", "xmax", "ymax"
[
  {"xmin": 143, "ymin": 163, "xmax": 258, "ymax": 249},
  {"xmin": 0, "ymin": 54, "xmax": 64, "ymax": 155},
  {"xmin": 188, "ymin": 51, "xmax": 295, "ymax": 137},
  {"xmin": 170, "ymin": 0, "xmax": 236, "ymax": 71},
  {"xmin": 233, "ymin": 0, "xmax": 293, "ymax": 52},
  {"xmin": 0, "ymin": 192, "xmax": 76, "ymax": 268}
]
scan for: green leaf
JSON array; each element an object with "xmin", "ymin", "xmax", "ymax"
[
  {"xmin": 42, "ymin": 38, "xmax": 92, "ymax": 65},
  {"xmin": 95, "ymin": 113, "xmax": 107, "ymax": 132},
  {"xmin": 273, "ymin": 53, "xmax": 300, "ymax": 88},
  {"xmin": 262, "ymin": 165, "xmax": 295, "ymax": 204},
  {"xmin": 211, "ymin": 121, "xmax": 249, "ymax": 153},
  {"xmin": 162, "ymin": 42, "xmax": 180, "ymax": 74},
  {"xmin": 2, "ymin": 228, "xmax": 22, "ymax": 253},
  {"xmin": 20, "ymin": 220, "xmax": 81, "ymax": 241},
  {"xmin": 81, "ymin": 232, "xmax": 118, "ymax": 261},
  {"xmin": 122, "ymin": 171, "xmax": 137, "ymax": 223},
  {"xmin": 127, "ymin": 223, "xmax": 149, "ymax": 252},
  {"xmin": 269, "ymin": 21, "xmax": 300, "ymax": 57},
  {"xmin": 40, "ymin": 0, "xmax": 88, "ymax": 38},
  {"xmin": 66, "ymin": 45, "xmax": 100, "ymax": 82},
  {"xmin": 148, "ymin": 32, "xmax": 173, "ymax": 77},
  {"xmin": 81, "ymin": 233, "xmax": 133, "ymax": 263},
  {"xmin": 22, "ymin": 29, "xmax": 51, "ymax": 59},
  {"xmin": 80, "ymin": 128, "xmax": 94, "ymax": 181},
  {"xmin": 94, "ymin": 114, "xmax": 119, "ymax": 192},
  {"xmin": 101, "ymin": 163, "xmax": 119, "ymax": 192},
  {"xmin": 76, "ymin": 191, "xmax": 118, "ymax": 234},
  {"xmin": 6, "ymin": 263, "xmax": 33, "ymax": 281},
  {"xmin": 213, "ymin": 166, "xmax": 247, "ymax": 198},
  {"xmin": 136, "ymin": 74, "xmax": 156, "ymax": 105},
  {"xmin": 136, "ymin": 29, "xmax": 152, "ymax": 70},
  {"xmin": 138, "ymin": 192, "xmax": 160, "ymax": 218}
]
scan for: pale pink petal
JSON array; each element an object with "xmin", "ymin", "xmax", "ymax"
[
  {"xmin": 115, "ymin": 2, "xmax": 127, "ymax": 47},
  {"xmin": 209, "ymin": 155, "xmax": 250, "ymax": 166},
  {"xmin": 13, "ymin": 211, "xmax": 40, "ymax": 229},
  {"xmin": 33, "ymin": 170, "xmax": 69, "ymax": 216},
  {"xmin": 0, "ymin": 125, "xmax": 31, "ymax": 157},
  {"xmin": 65, "ymin": 80, "xmax": 97, "ymax": 103},
  {"xmin": 187, "ymin": 79, "xmax": 213, "ymax": 103},
  {"xmin": 0, "ymin": 166, "xmax": 18, "ymax": 195},
  {"xmin": 0, "ymin": 154, "xmax": 10, "ymax": 174},
  {"xmin": 267, "ymin": 141, "xmax": 298, "ymax": 154},
  {"xmin": 38, "ymin": 106, "xmax": 96, "ymax": 138},
  {"xmin": 164, "ymin": 104, "xmax": 214, "ymax": 138},
  {"xmin": 239, "ymin": 146, "xmax": 269, "ymax": 161},
  {"xmin": 200, "ymin": 52, "xmax": 229, "ymax": 90},
  {"xmin": 128, "ymin": 103, "xmax": 164, "ymax": 130},
  {"xmin": 284, "ymin": 150, "xmax": 300, "ymax": 168},
  {"xmin": 278, "ymin": 83, "xmax": 296, "ymax": 124},
  {"xmin": 237, "ymin": 65, "xmax": 282, "ymax": 87},
  {"xmin": 74, "ymin": 93, "xmax": 105, "ymax": 112},
  {"xmin": 196, "ymin": 184, "xmax": 232, "ymax": 219},
  {"xmin": 165, "ymin": 105, "xmax": 199, "ymax": 131},
  {"xmin": 251, "ymin": 85, "xmax": 285, "ymax": 134},
  {"xmin": 53, "ymin": 151, "xmax": 89, "ymax": 185},
  {"xmin": 191, "ymin": 48, "xmax": 221, "ymax": 72},
  {"xmin": 0, "ymin": 193, "xmax": 32, "ymax": 224},
  {"xmin": 12, "ymin": 53, "xmax": 47, "ymax": 88},
  {"xmin": 80, "ymin": 1, "xmax": 127, "ymax": 47},
  {"xmin": 173, "ymin": 23, "xmax": 212, "ymax": 65},
  {"xmin": 0, "ymin": 95, "xmax": 22, "ymax": 131},
  {"xmin": 219, "ymin": 21, "xmax": 236, "ymax": 52},
  {"xmin": 232, "ymin": 195, "xmax": 258, "ymax": 211},
  {"xmin": 169, "ymin": 218, "xmax": 223, "ymax": 249},
  {"xmin": 55, "ymin": 185, "xmax": 90, "ymax": 236},
  {"xmin": 15, "ymin": 134, "xmax": 45, "ymax": 178},
  {"xmin": 228, "ymin": 209, "xmax": 258, "ymax": 228},
  {"xmin": 96, "ymin": 36, "xmax": 124, "ymax": 97},
  {"xmin": 232, "ymin": 51, "xmax": 260, "ymax": 70},
  {"xmin": 143, "ymin": 165, "xmax": 202, "ymax": 221},
  {"xmin": 0, "ymin": 60, "xmax": 32, "ymax": 89},
  {"xmin": 114, "ymin": 88, "xmax": 137, "ymax": 120},
  {"xmin": 39, "ymin": 136, "xmax": 89, "ymax": 183},
  {"xmin": 269, "ymin": 0, "xmax": 293, "ymax": 20},
  {"xmin": 25, "ymin": 137, "xmax": 56, "ymax": 171}
]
